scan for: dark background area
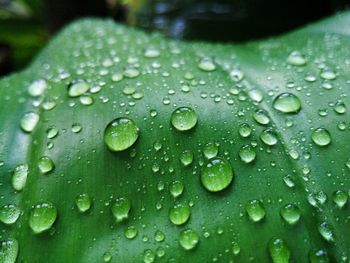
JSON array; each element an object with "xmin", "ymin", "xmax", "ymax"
[{"xmin": 0, "ymin": 0, "xmax": 349, "ymax": 77}]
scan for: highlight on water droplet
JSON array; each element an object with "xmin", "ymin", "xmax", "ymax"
[
  {"xmin": 179, "ymin": 229, "xmax": 199, "ymax": 250},
  {"xmin": 273, "ymin": 93, "xmax": 301, "ymax": 113},
  {"xmin": 171, "ymin": 107, "xmax": 197, "ymax": 131},
  {"xmin": 29, "ymin": 202, "xmax": 57, "ymax": 234},
  {"xmin": 104, "ymin": 117, "xmax": 139, "ymax": 152},
  {"xmin": 201, "ymin": 157, "xmax": 234, "ymax": 192}
]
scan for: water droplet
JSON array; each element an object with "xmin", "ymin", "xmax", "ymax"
[
  {"xmin": 155, "ymin": 230, "xmax": 165, "ymax": 242},
  {"xmin": 180, "ymin": 150, "xmax": 193, "ymax": 167},
  {"xmin": 246, "ymin": 199, "xmax": 265, "ymax": 222},
  {"xmin": 202, "ymin": 142, "xmax": 219, "ymax": 159},
  {"xmin": 68, "ymin": 80, "xmax": 90, "ymax": 97},
  {"xmin": 0, "ymin": 238, "xmax": 18, "ymax": 263},
  {"xmin": 171, "ymin": 107, "xmax": 197, "ymax": 131},
  {"xmin": 311, "ymin": 128, "xmax": 331, "ymax": 146},
  {"xmin": 260, "ymin": 128, "xmax": 278, "ymax": 146},
  {"xmin": 29, "ymin": 202, "xmax": 57, "ymax": 234},
  {"xmin": 0, "ymin": 204, "xmax": 20, "ymax": 225},
  {"xmin": 332, "ymin": 190, "xmax": 347, "ymax": 208},
  {"xmin": 320, "ymin": 69, "xmax": 336, "ymax": 80},
  {"xmin": 80, "ymin": 95, "xmax": 94, "ymax": 105},
  {"xmin": 12, "ymin": 164, "xmax": 28, "ymax": 191},
  {"xmin": 232, "ymin": 242, "xmax": 241, "ymax": 255},
  {"xmin": 239, "ymin": 145, "xmax": 256, "ymax": 163},
  {"xmin": 144, "ymin": 47, "xmax": 160, "ymax": 58},
  {"xmin": 239, "ymin": 123, "xmax": 252, "ymax": 138},
  {"xmin": 125, "ymin": 226, "xmax": 138, "ymax": 239},
  {"xmin": 179, "ymin": 229, "xmax": 199, "ymax": 250},
  {"xmin": 170, "ymin": 181, "xmax": 184, "ymax": 198},
  {"xmin": 253, "ymin": 109, "xmax": 270, "ymax": 125},
  {"xmin": 201, "ymin": 157, "xmax": 234, "ymax": 192},
  {"xmin": 198, "ymin": 58, "xmax": 216, "ymax": 72},
  {"xmin": 169, "ymin": 203, "xmax": 190, "ymax": 225},
  {"xmin": 273, "ymin": 93, "xmax": 301, "ymax": 113},
  {"xmin": 111, "ymin": 197, "xmax": 131, "ymax": 223},
  {"xmin": 309, "ymin": 249, "xmax": 329, "ymax": 263},
  {"xmin": 111, "ymin": 72, "xmax": 123, "ymax": 82},
  {"xmin": 334, "ymin": 101, "xmax": 346, "ymax": 114},
  {"xmin": 286, "ymin": 51, "xmax": 307, "ymax": 66},
  {"xmin": 72, "ymin": 123, "xmax": 82, "ymax": 133},
  {"xmin": 38, "ymin": 156, "xmax": 55, "ymax": 174},
  {"xmin": 318, "ymin": 221, "xmax": 334, "ymax": 242},
  {"xmin": 28, "ymin": 79, "xmax": 48, "ymax": 97},
  {"xmin": 124, "ymin": 67, "xmax": 140, "ymax": 78},
  {"xmin": 104, "ymin": 117, "xmax": 139, "ymax": 152},
  {"xmin": 20, "ymin": 112, "xmax": 39, "ymax": 133},
  {"xmin": 103, "ymin": 252, "xmax": 112, "ymax": 262},
  {"xmin": 75, "ymin": 193, "xmax": 92, "ymax": 213},
  {"xmin": 269, "ymin": 238, "xmax": 290, "ymax": 263},
  {"xmin": 46, "ymin": 127, "xmax": 59, "ymax": 139},
  {"xmin": 280, "ymin": 204, "xmax": 300, "ymax": 225},
  {"xmin": 143, "ymin": 249, "xmax": 155, "ymax": 263}
]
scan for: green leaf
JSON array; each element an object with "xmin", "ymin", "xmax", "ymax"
[{"xmin": 1, "ymin": 12, "xmax": 350, "ymax": 262}]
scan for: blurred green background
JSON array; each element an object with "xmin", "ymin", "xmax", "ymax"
[{"xmin": 0, "ymin": 0, "xmax": 349, "ymax": 76}]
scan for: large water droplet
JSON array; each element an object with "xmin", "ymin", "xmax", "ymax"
[
  {"xmin": 239, "ymin": 145, "xmax": 256, "ymax": 164},
  {"xmin": 75, "ymin": 193, "xmax": 92, "ymax": 213},
  {"xmin": 20, "ymin": 112, "xmax": 39, "ymax": 133},
  {"xmin": 169, "ymin": 203, "xmax": 190, "ymax": 225},
  {"xmin": 246, "ymin": 199, "xmax": 265, "ymax": 222},
  {"xmin": 269, "ymin": 238, "xmax": 290, "ymax": 263},
  {"xmin": 171, "ymin": 107, "xmax": 197, "ymax": 131},
  {"xmin": 29, "ymin": 202, "xmax": 57, "ymax": 234},
  {"xmin": 0, "ymin": 238, "xmax": 18, "ymax": 263},
  {"xmin": 0, "ymin": 204, "xmax": 20, "ymax": 225},
  {"xmin": 104, "ymin": 117, "xmax": 139, "ymax": 152},
  {"xmin": 273, "ymin": 93, "xmax": 301, "ymax": 113},
  {"xmin": 179, "ymin": 229, "xmax": 199, "ymax": 250},
  {"xmin": 280, "ymin": 204, "xmax": 301, "ymax": 225},
  {"xmin": 201, "ymin": 157, "xmax": 234, "ymax": 192},
  {"xmin": 12, "ymin": 164, "xmax": 28, "ymax": 191},
  {"xmin": 311, "ymin": 128, "xmax": 331, "ymax": 146},
  {"xmin": 68, "ymin": 80, "xmax": 90, "ymax": 97},
  {"xmin": 111, "ymin": 197, "xmax": 131, "ymax": 223}
]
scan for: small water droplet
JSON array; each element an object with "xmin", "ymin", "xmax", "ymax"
[
  {"xmin": 12, "ymin": 164, "xmax": 28, "ymax": 191},
  {"xmin": 201, "ymin": 157, "xmax": 234, "ymax": 192},
  {"xmin": 28, "ymin": 79, "xmax": 48, "ymax": 97},
  {"xmin": 198, "ymin": 58, "xmax": 216, "ymax": 72},
  {"xmin": 202, "ymin": 142, "xmax": 219, "ymax": 159},
  {"xmin": 68, "ymin": 80, "xmax": 90, "ymax": 97},
  {"xmin": 20, "ymin": 112, "xmax": 39, "ymax": 133},
  {"xmin": 332, "ymin": 190, "xmax": 347, "ymax": 208},
  {"xmin": 180, "ymin": 150, "xmax": 194, "ymax": 167},
  {"xmin": 38, "ymin": 156, "xmax": 55, "ymax": 174},
  {"xmin": 239, "ymin": 145, "xmax": 256, "ymax": 164},
  {"xmin": 143, "ymin": 249, "xmax": 155, "ymax": 263},
  {"xmin": 144, "ymin": 47, "xmax": 160, "ymax": 58},
  {"xmin": 0, "ymin": 238, "xmax": 18, "ymax": 263},
  {"xmin": 239, "ymin": 123, "xmax": 252, "ymax": 138},
  {"xmin": 170, "ymin": 181, "xmax": 184, "ymax": 198},
  {"xmin": 253, "ymin": 109, "xmax": 270, "ymax": 125},
  {"xmin": 75, "ymin": 193, "xmax": 92, "ymax": 213},
  {"xmin": 155, "ymin": 230, "xmax": 165, "ymax": 242},
  {"xmin": 72, "ymin": 123, "xmax": 82, "ymax": 133},
  {"xmin": 125, "ymin": 226, "xmax": 138, "ymax": 239},
  {"xmin": 309, "ymin": 249, "xmax": 329, "ymax": 263},
  {"xmin": 334, "ymin": 101, "xmax": 346, "ymax": 114},
  {"xmin": 287, "ymin": 51, "xmax": 307, "ymax": 66},
  {"xmin": 0, "ymin": 204, "xmax": 20, "ymax": 225},
  {"xmin": 260, "ymin": 128, "xmax": 278, "ymax": 146},
  {"xmin": 269, "ymin": 238, "xmax": 290, "ymax": 263},
  {"xmin": 104, "ymin": 117, "xmax": 139, "ymax": 152},
  {"xmin": 169, "ymin": 203, "xmax": 190, "ymax": 225},
  {"xmin": 280, "ymin": 204, "xmax": 301, "ymax": 225},
  {"xmin": 46, "ymin": 127, "xmax": 59, "ymax": 139}
]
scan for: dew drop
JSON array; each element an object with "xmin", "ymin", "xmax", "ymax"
[
  {"xmin": 239, "ymin": 145, "xmax": 256, "ymax": 164},
  {"xmin": 179, "ymin": 229, "xmax": 199, "ymax": 250},
  {"xmin": 155, "ymin": 230, "xmax": 165, "ymax": 242},
  {"xmin": 309, "ymin": 249, "xmax": 329, "ymax": 263},
  {"xmin": 0, "ymin": 238, "xmax": 18, "ymax": 263},
  {"xmin": 287, "ymin": 51, "xmax": 307, "ymax": 66},
  {"xmin": 111, "ymin": 197, "xmax": 131, "ymax": 223},
  {"xmin": 334, "ymin": 101, "xmax": 346, "ymax": 114},
  {"xmin": 260, "ymin": 128, "xmax": 278, "ymax": 146},
  {"xmin": 269, "ymin": 238, "xmax": 290, "ymax": 263},
  {"xmin": 253, "ymin": 109, "xmax": 270, "ymax": 125},
  {"xmin": 202, "ymin": 142, "xmax": 219, "ymax": 159},
  {"xmin": 201, "ymin": 157, "xmax": 234, "ymax": 192},
  {"xmin": 68, "ymin": 80, "xmax": 90, "ymax": 97},
  {"xmin": 143, "ymin": 249, "xmax": 155, "ymax": 263},
  {"xmin": 125, "ymin": 226, "xmax": 138, "ymax": 239},
  {"xmin": 280, "ymin": 204, "xmax": 301, "ymax": 225},
  {"xmin": 46, "ymin": 127, "xmax": 59, "ymax": 139},
  {"xmin": 239, "ymin": 123, "xmax": 252, "ymax": 138},
  {"xmin": 246, "ymin": 199, "xmax": 265, "ymax": 222},
  {"xmin": 332, "ymin": 190, "xmax": 347, "ymax": 208},
  {"xmin": 180, "ymin": 150, "xmax": 194, "ymax": 166},
  {"xmin": 38, "ymin": 156, "xmax": 55, "ymax": 174},
  {"xmin": 0, "ymin": 204, "xmax": 20, "ymax": 225},
  {"xmin": 12, "ymin": 164, "xmax": 28, "ymax": 191},
  {"xmin": 29, "ymin": 202, "xmax": 57, "ymax": 234},
  {"xmin": 20, "ymin": 112, "xmax": 39, "ymax": 133},
  {"xmin": 171, "ymin": 107, "xmax": 197, "ymax": 131},
  {"xmin": 104, "ymin": 117, "xmax": 139, "ymax": 152},
  {"xmin": 273, "ymin": 93, "xmax": 301, "ymax": 113},
  {"xmin": 198, "ymin": 58, "xmax": 216, "ymax": 72},
  {"xmin": 311, "ymin": 128, "xmax": 331, "ymax": 146},
  {"xmin": 75, "ymin": 193, "xmax": 92, "ymax": 213},
  {"xmin": 28, "ymin": 79, "xmax": 48, "ymax": 97},
  {"xmin": 170, "ymin": 181, "xmax": 184, "ymax": 198},
  {"xmin": 169, "ymin": 203, "xmax": 190, "ymax": 225},
  {"xmin": 318, "ymin": 221, "xmax": 334, "ymax": 242}
]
